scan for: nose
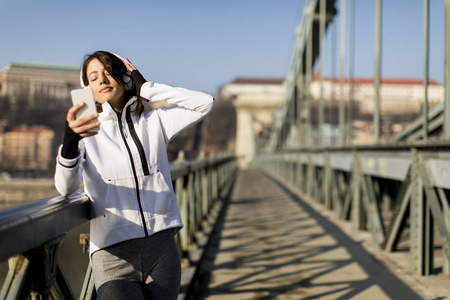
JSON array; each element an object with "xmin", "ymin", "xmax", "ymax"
[{"xmin": 99, "ymin": 73, "xmax": 110, "ymax": 84}]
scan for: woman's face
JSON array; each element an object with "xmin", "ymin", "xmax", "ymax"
[{"xmin": 86, "ymin": 58, "xmax": 125, "ymax": 108}]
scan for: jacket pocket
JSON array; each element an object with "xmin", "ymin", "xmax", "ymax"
[
  {"xmin": 141, "ymin": 170, "xmax": 174, "ymax": 217},
  {"xmin": 104, "ymin": 177, "xmax": 141, "ymax": 227}
]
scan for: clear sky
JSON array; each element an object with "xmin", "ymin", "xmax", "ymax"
[{"xmin": 0, "ymin": 0, "xmax": 446, "ymax": 96}]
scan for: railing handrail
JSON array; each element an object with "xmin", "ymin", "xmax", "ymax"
[
  {"xmin": 0, "ymin": 155, "xmax": 236, "ymax": 262},
  {"xmin": 0, "ymin": 193, "xmax": 90, "ymax": 261},
  {"xmin": 274, "ymin": 140, "xmax": 450, "ymax": 153},
  {"xmin": 256, "ymin": 147, "xmax": 450, "ymax": 278}
]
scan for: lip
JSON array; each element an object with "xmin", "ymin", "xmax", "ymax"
[{"xmin": 100, "ymin": 87, "xmax": 112, "ymax": 93}]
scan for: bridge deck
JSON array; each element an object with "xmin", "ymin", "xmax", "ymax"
[{"xmin": 189, "ymin": 169, "xmax": 440, "ymax": 300}]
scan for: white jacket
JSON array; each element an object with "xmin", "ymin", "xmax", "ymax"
[{"xmin": 55, "ymin": 81, "xmax": 214, "ymax": 256}]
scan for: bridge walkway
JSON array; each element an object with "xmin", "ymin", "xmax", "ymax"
[{"xmin": 188, "ymin": 169, "xmax": 435, "ymax": 300}]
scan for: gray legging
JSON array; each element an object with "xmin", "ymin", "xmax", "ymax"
[{"xmin": 91, "ymin": 229, "xmax": 181, "ymax": 300}]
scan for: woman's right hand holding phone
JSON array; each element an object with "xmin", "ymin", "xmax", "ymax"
[
  {"xmin": 67, "ymin": 102, "xmax": 100, "ymax": 138},
  {"xmin": 61, "ymin": 103, "xmax": 100, "ymax": 159}
]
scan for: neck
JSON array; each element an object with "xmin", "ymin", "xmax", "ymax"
[{"xmin": 109, "ymin": 97, "xmax": 126, "ymax": 115}]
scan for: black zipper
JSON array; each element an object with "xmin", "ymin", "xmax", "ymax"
[
  {"xmin": 125, "ymin": 106, "xmax": 150, "ymax": 175},
  {"xmin": 117, "ymin": 112, "xmax": 149, "ymax": 237}
]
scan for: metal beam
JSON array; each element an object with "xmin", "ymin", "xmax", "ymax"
[
  {"xmin": 318, "ymin": 0, "xmax": 326, "ymax": 146},
  {"xmin": 374, "ymin": 0, "xmax": 382, "ymax": 143},
  {"xmin": 445, "ymin": 0, "xmax": 450, "ymax": 139},
  {"xmin": 423, "ymin": 0, "xmax": 430, "ymax": 140},
  {"xmin": 348, "ymin": 0, "xmax": 355, "ymax": 144},
  {"xmin": 339, "ymin": 0, "xmax": 346, "ymax": 145}
]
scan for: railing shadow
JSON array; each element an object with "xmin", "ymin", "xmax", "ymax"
[{"xmin": 189, "ymin": 169, "xmax": 424, "ymax": 300}]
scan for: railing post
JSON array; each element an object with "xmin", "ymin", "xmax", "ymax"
[
  {"xmin": 295, "ymin": 152, "xmax": 303, "ymax": 191},
  {"xmin": 0, "ymin": 235, "xmax": 74, "ymax": 300},
  {"xmin": 0, "ymin": 255, "xmax": 32, "ymax": 300},
  {"xmin": 175, "ymin": 175, "xmax": 188, "ymax": 258},
  {"xmin": 352, "ymin": 151, "xmax": 363, "ymax": 230},
  {"xmin": 410, "ymin": 148, "xmax": 429, "ymax": 275},
  {"xmin": 187, "ymin": 171, "xmax": 196, "ymax": 246},
  {"xmin": 324, "ymin": 151, "xmax": 332, "ymax": 209},
  {"xmin": 202, "ymin": 166, "xmax": 210, "ymax": 217},
  {"xmin": 194, "ymin": 169, "xmax": 203, "ymax": 230},
  {"xmin": 306, "ymin": 152, "xmax": 314, "ymax": 198},
  {"xmin": 79, "ymin": 264, "xmax": 96, "ymax": 300}
]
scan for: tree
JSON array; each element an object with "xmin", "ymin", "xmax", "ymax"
[{"xmin": 200, "ymin": 97, "xmax": 236, "ymax": 154}]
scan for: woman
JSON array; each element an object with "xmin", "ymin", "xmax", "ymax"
[{"xmin": 54, "ymin": 51, "xmax": 215, "ymax": 299}]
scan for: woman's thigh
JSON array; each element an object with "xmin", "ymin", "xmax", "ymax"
[
  {"xmin": 91, "ymin": 229, "xmax": 181, "ymax": 299},
  {"xmin": 142, "ymin": 234, "xmax": 181, "ymax": 300}
]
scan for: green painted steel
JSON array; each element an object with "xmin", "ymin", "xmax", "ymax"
[
  {"xmin": 424, "ymin": 0, "xmax": 430, "ymax": 140},
  {"xmin": 374, "ymin": 0, "xmax": 382, "ymax": 144},
  {"xmin": 263, "ymin": 0, "xmax": 450, "ymax": 278},
  {"xmin": 339, "ymin": 0, "xmax": 346, "ymax": 145},
  {"xmin": 445, "ymin": 0, "xmax": 450, "ymax": 139},
  {"xmin": 347, "ymin": 0, "xmax": 355, "ymax": 144},
  {"xmin": 0, "ymin": 155, "xmax": 237, "ymax": 299},
  {"xmin": 318, "ymin": 0, "xmax": 326, "ymax": 145},
  {"xmin": 255, "ymin": 143, "xmax": 450, "ymax": 277}
]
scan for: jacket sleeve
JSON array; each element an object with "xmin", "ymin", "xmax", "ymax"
[
  {"xmin": 140, "ymin": 82, "xmax": 215, "ymax": 142},
  {"xmin": 54, "ymin": 143, "xmax": 85, "ymax": 196}
]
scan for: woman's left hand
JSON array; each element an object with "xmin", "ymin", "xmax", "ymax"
[
  {"xmin": 125, "ymin": 57, "xmax": 137, "ymax": 72},
  {"xmin": 125, "ymin": 57, "xmax": 148, "ymax": 100}
]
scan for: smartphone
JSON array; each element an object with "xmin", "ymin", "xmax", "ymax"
[{"xmin": 70, "ymin": 87, "xmax": 99, "ymax": 132}]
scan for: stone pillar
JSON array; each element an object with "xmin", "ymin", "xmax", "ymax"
[{"xmin": 235, "ymin": 107, "xmax": 254, "ymax": 168}]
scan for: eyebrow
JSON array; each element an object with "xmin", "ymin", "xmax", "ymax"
[{"xmin": 88, "ymin": 70, "xmax": 98, "ymax": 77}]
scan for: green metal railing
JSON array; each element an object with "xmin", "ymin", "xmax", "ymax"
[
  {"xmin": 0, "ymin": 154, "xmax": 237, "ymax": 299},
  {"xmin": 256, "ymin": 144, "xmax": 450, "ymax": 276},
  {"xmin": 257, "ymin": 0, "xmax": 450, "ymax": 278}
]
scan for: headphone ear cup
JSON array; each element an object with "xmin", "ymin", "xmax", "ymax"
[{"xmin": 124, "ymin": 74, "xmax": 133, "ymax": 91}]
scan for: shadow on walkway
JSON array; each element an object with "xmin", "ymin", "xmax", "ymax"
[{"xmin": 188, "ymin": 169, "xmax": 425, "ymax": 300}]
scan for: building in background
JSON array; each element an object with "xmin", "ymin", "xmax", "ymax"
[
  {"xmin": 220, "ymin": 75, "xmax": 444, "ymax": 167},
  {"xmin": 0, "ymin": 126, "xmax": 55, "ymax": 176},
  {"xmin": 307, "ymin": 74, "xmax": 444, "ymax": 144},
  {"xmin": 0, "ymin": 62, "xmax": 79, "ymax": 177},
  {"xmin": 0, "ymin": 62, "xmax": 79, "ymax": 106}
]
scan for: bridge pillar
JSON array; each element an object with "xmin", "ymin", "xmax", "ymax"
[{"xmin": 220, "ymin": 78, "xmax": 284, "ymax": 168}]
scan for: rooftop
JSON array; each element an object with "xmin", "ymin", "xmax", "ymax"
[
  {"xmin": 3, "ymin": 62, "xmax": 79, "ymax": 72},
  {"xmin": 313, "ymin": 73, "xmax": 442, "ymax": 85}
]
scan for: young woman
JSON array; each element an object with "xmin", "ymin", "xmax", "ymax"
[{"xmin": 54, "ymin": 51, "xmax": 215, "ymax": 299}]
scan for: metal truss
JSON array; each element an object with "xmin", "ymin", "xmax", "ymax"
[{"xmin": 256, "ymin": 144, "xmax": 450, "ymax": 276}]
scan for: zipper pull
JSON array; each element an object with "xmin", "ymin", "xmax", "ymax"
[{"xmin": 122, "ymin": 127, "xmax": 128, "ymax": 138}]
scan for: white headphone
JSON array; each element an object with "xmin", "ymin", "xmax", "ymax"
[{"xmin": 80, "ymin": 52, "xmax": 133, "ymax": 91}]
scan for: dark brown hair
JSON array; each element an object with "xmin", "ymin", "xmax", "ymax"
[{"xmin": 81, "ymin": 51, "xmax": 143, "ymax": 115}]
